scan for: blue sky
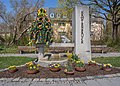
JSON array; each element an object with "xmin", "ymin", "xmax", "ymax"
[{"xmin": 2, "ymin": 0, "xmax": 58, "ymax": 12}]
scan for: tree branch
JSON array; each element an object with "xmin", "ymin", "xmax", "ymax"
[
  {"xmin": 107, "ymin": 0, "xmax": 113, "ymax": 13},
  {"xmin": 16, "ymin": 26, "xmax": 31, "ymax": 41},
  {"xmin": 99, "ymin": 0, "xmax": 109, "ymax": 7},
  {"xmin": 93, "ymin": 0, "xmax": 111, "ymax": 13},
  {"xmin": 0, "ymin": 15, "xmax": 8, "ymax": 25},
  {"xmin": 92, "ymin": 15, "xmax": 106, "ymax": 20},
  {"xmin": 115, "ymin": 5, "xmax": 120, "ymax": 15},
  {"xmin": 93, "ymin": 10, "xmax": 112, "ymax": 21}
]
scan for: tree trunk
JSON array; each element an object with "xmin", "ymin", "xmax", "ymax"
[
  {"xmin": 112, "ymin": 21, "xmax": 115, "ymax": 40},
  {"xmin": 115, "ymin": 25, "xmax": 119, "ymax": 42}
]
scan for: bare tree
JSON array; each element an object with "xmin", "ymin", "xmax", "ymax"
[{"xmin": 5, "ymin": 0, "xmax": 45, "ymax": 45}]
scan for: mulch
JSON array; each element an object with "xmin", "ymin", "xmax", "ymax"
[{"xmin": 0, "ymin": 65, "xmax": 120, "ymax": 78}]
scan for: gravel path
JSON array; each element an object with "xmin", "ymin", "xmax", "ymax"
[
  {"xmin": 0, "ymin": 74, "xmax": 120, "ymax": 86},
  {"xmin": 0, "ymin": 53, "xmax": 120, "ymax": 58}
]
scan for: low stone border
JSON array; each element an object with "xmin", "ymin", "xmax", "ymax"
[{"xmin": 0, "ymin": 73, "xmax": 120, "ymax": 82}]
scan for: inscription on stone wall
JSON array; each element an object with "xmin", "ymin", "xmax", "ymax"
[{"xmin": 81, "ymin": 11, "xmax": 84, "ymax": 44}]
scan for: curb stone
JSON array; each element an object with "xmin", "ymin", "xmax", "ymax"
[
  {"xmin": 67, "ymin": 78, "xmax": 74, "ymax": 81},
  {"xmin": 40, "ymin": 78, "xmax": 46, "ymax": 82},
  {"xmin": 46, "ymin": 78, "xmax": 53, "ymax": 82},
  {"xmin": 0, "ymin": 76, "xmax": 120, "ymax": 83},
  {"xmin": 60, "ymin": 78, "xmax": 68, "ymax": 81},
  {"xmin": 32, "ymin": 78, "xmax": 40, "ymax": 82},
  {"xmin": 53, "ymin": 78, "xmax": 61, "ymax": 81},
  {"xmin": 12, "ymin": 77, "xmax": 20, "ymax": 82},
  {"xmin": 25, "ymin": 78, "xmax": 33, "ymax": 82},
  {"xmin": 86, "ymin": 76, "xmax": 94, "ymax": 80},
  {"xmin": 81, "ymin": 77, "xmax": 87, "ymax": 81},
  {"xmin": 0, "ymin": 78, "xmax": 9, "ymax": 81},
  {"xmin": 19, "ymin": 78, "xmax": 27, "ymax": 82}
]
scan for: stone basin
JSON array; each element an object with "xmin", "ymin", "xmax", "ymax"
[{"xmin": 37, "ymin": 53, "xmax": 68, "ymax": 67}]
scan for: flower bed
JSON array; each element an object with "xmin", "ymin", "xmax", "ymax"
[{"xmin": 0, "ymin": 64, "xmax": 120, "ymax": 78}]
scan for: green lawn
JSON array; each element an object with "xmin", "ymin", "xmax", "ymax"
[
  {"xmin": 0, "ymin": 57, "xmax": 36, "ymax": 69},
  {"xmin": 92, "ymin": 57, "xmax": 120, "ymax": 67}
]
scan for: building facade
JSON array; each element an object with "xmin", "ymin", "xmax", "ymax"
[{"xmin": 45, "ymin": 8, "xmax": 104, "ymax": 42}]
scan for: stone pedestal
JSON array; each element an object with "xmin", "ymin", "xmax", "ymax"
[
  {"xmin": 72, "ymin": 6, "xmax": 91, "ymax": 63},
  {"xmin": 36, "ymin": 43, "xmax": 45, "ymax": 61}
]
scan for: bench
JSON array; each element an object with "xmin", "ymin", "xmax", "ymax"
[
  {"xmin": 18, "ymin": 46, "xmax": 38, "ymax": 54},
  {"xmin": 48, "ymin": 43, "xmax": 74, "ymax": 53},
  {"xmin": 91, "ymin": 45, "xmax": 107, "ymax": 53}
]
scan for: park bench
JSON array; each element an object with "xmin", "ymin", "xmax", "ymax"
[
  {"xmin": 18, "ymin": 46, "xmax": 38, "ymax": 54},
  {"xmin": 91, "ymin": 45, "xmax": 107, "ymax": 53},
  {"xmin": 48, "ymin": 43, "xmax": 74, "ymax": 53}
]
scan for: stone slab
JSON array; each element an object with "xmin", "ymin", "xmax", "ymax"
[
  {"xmin": 85, "ymin": 79, "xmax": 101, "ymax": 86},
  {"xmin": 96, "ymin": 78, "xmax": 114, "ymax": 86}
]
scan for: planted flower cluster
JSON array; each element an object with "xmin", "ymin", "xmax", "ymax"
[{"xmin": 7, "ymin": 53, "xmax": 113, "ymax": 74}]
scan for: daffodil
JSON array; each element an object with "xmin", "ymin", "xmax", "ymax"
[{"xmin": 67, "ymin": 51, "xmax": 72, "ymax": 59}]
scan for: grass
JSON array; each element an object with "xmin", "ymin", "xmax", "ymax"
[
  {"xmin": 0, "ymin": 56, "xmax": 36, "ymax": 69},
  {"xmin": 92, "ymin": 57, "xmax": 120, "ymax": 67}
]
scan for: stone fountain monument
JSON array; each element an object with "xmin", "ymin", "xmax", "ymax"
[{"xmin": 29, "ymin": 6, "xmax": 91, "ymax": 67}]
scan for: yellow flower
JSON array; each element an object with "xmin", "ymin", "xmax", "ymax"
[
  {"xmin": 37, "ymin": 64, "xmax": 40, "ymax": 67},
  {"xmin": 29, "ymin": 63, "xmax": 33, "ymax": 66},
  {"xmin": 107, "ymin": 63, "xmax": 112, "ymax": 67},
  {"xmin": 67, "ymin": 51, "xmax": 72, "ymax": 59},
  {"xmin": 57, "ymin": 64, "xmax": 60, "ymax": 67},
  {"xmin": 33, "ymin": 66, "xmax": 36, "ymax": 69},
  {"xmin": 8, "ymin": 65, "xmax": 16, "ymax": 69},
  {"xmin": 89, "ymin": 60, "xmax": 96, "ymax": 63},
  {"xmin": 30, "ymin": 67, "xmax": 32, "ymax": 69},
  {"xmin": 54, "ymin": 66, "xmax": 58, "ymax": 68},
  {"xmin": 76, "ymin": 61, "xmax": 80, "ymax": 63},
  {"xmin": 26, "ymin": 61, "xmax": 33, "ymax": 65},
  {"xmin": 104, "ymin": 64, "xmax": 107, "ymax": 67},
  {"xmin": 81, "ymin": 60, "xmax": 84, "ymax": 63}
]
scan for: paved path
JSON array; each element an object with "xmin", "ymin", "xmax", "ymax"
[
  {"xmin": 0, "ymin": 53, "xmax": 120, "ymax": 58},
  {"xmin": 0, "ymin": 73, "xmax": 120, "ymax": 86},
  {"xmin": 92, "ymin": 52, "xmax": 120, "ymax": 58}
]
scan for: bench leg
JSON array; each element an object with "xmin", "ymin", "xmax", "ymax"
[
  {"xmin": 35, "ymin": 51, "xmax": 37, "ymax": 54},
  {"xmin": 20, "ymin": 51, "xmax": 22, "ymax": 54}
]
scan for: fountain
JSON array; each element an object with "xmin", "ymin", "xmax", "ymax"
[{"xmin": 29, "ymin": 8, "xmax": 68, "ymax": 67}]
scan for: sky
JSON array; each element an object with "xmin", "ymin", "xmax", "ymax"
[{"xmin": 1, "ymin": 0, "xmax": 58, "ymax": 12}]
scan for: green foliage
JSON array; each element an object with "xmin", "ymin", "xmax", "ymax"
[
  {"xmin": 0, "ymin": 56, "xmax": 36, "ymax": 69},
  {"xmin": 75, "ymin": 60, "xmax": 85, "ymax": 67},
  {"xmin": 65, "ymin": 61, "xmax": 73, "ymax": 72},
  {"xmin": 71, "ymin": 54, "xmax": 79, "ymax": 62}
]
